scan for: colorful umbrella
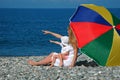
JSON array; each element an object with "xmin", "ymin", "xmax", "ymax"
[{"xmin": 70, "ymin": 4, "xmax": 120, "ymax": 66}]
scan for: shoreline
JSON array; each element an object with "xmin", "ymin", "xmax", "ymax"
[{"xmin": 0, "ymin": 54, "xmax": 120, "ymax": 80}]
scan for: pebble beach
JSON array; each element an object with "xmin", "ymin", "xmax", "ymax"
[{"xmin": 0, "ymin": 54, "xmax": 120, "ymax": 80}]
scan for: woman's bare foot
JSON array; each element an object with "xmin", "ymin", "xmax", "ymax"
[{"xmin": 28, "ymin": 60, "xmax": 38, "ymax": 66}]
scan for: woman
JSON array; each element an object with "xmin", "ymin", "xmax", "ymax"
[
  {"xmin": 28, "ymin": 26, "xmax": 78, "ymax": 67},
  {"xmin": 67, "ymin": 26, "xmax": 78, "ymax": 67}
]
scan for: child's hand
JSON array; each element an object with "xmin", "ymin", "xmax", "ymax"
[
  {"xmin": 49, "ymin": 40, "xmax": 54, "ymax": 43},
  {"xmin": 49, "ymin": 40, "xmax": 60, "ymax": 45}
]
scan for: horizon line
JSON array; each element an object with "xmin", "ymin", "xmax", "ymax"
[{"xmin": 0, "ymin": 7, "xmax": 119, "ymax": 9}]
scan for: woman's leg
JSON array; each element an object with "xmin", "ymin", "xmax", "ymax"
[{"xmin": 28, "ymin": 52, "xmax": 54, "ymax": 66}]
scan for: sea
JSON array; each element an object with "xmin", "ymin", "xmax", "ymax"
[{"xmin": 0, "ymin": 8, "xmax": 120, "ymax": 56}]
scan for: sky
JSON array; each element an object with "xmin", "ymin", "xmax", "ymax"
[{"xmin": 0, "ymin": 0, "xmax": 120, "ymax": 8}]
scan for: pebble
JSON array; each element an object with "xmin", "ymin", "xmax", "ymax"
[{"xmin": 0, "ymin": 55, "xmax": 120, "ymax": 80}]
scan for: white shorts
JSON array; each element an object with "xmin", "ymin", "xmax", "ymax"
[{"xmin": 52, "ymin": 52, "xmax": 74, "ymax": 67}]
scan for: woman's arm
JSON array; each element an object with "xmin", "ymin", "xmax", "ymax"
[
  {"xmin": 42, "ymin": 30, "xmax": 63, "ymax": 38},
  {"xmin": 69, "ymin": 46, "xmax": 78, "ymax": 67}
]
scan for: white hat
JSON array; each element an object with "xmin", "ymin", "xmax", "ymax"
[{"xmin": 61, "ymin": 36, "xmax": 69, "ymax": 46}]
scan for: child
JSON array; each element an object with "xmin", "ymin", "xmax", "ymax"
[
  {"xmin": 49, "ymin": 36, "xmax": 74, "ymax": 67},
  {"xmin": 49, "ymin": 38, "xmax": 70, "ymax": 67}
]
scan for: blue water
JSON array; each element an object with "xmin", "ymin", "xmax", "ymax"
[{"xmin": 0, "ymin": 8, "xmax": 120, "ymax": 56}]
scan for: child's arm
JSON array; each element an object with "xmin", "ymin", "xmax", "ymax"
[
  {"xmin": 49, "ymin": 55, "xmax": 58, "ymax": 68},
  {"xmin": 42, "ymin": 30, "xmax": 62, "ymax": 39},
  {"xmin": 62, "ymin": 51, "xmax": 69, "ymax": 55},
  {"xmin": 60, "ymin": 51, "xmax": 69, "ymax": 60},
  {"xmin": 50, "ymin": 56, "xmax": 55, "ymax": 68},
  {"xmin": 58, "ymin": 54, "xmax": 63, "ymax": 67},
  {"xmin": 49, "ymin": 40, "xmax": 61, "ymax": 45}
]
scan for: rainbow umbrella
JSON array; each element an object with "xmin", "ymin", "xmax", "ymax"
[{"xmin": 70, "ymin": 4, "xmax": 120, "ymax": 66}]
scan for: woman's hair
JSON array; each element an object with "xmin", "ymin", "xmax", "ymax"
[{"xmin": 68, "ymin": 26, "xmax": 78, "ymax": 49}]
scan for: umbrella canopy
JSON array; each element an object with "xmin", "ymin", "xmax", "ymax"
[{"xmin": 70, "ymin": 4, "xmax": 120, "ymax": 66}]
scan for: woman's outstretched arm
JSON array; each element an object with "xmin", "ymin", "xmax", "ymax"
[{"xmin": 42, "ymin": 30, "xmax": 63, "ymax": 38}]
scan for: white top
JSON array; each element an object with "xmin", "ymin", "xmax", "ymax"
[{"xmin": 60, "ymin": 36, "xmax": 74, "ymax": 56}]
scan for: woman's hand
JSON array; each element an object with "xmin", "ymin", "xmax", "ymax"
[
  {"xmin": 42, "ymin": 30, "xmax": 51, "ymax": 34},
  {"xmin": 42, "ymin": 30, "xmax": 62, "ymax": 38}
]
